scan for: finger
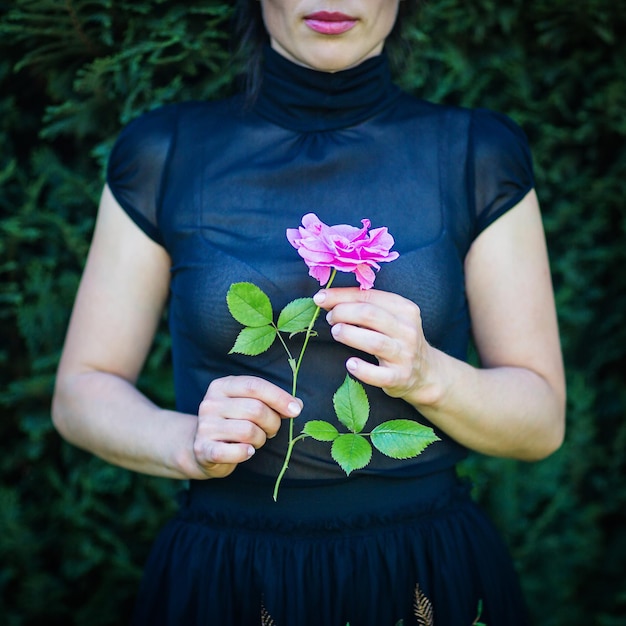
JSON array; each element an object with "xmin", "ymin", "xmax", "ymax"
[
  {"xmin": 313, "ymin": 287, "xmax": 404, "ymax": 311},
  {"xmin": 205, "ymin": 376, "xmax": 303, "ymax": 418},
  {"xmin": 202, "ymin": 412, "xmax": 273, "ymax": 446},
  {"xmin": 193, "ymin": 439, "xmax": 255, "ymax": 467},
  {"xmin": 344, "ymin": 357, "xmax": 400, "ymax": 394},
  {"xmin": 198, "ymin": 397, "xmax": 284, "ymax": 442},
  {"xmin": 211, "ymin": 397, "xmax": 284, "ymax": 436},
  {"xmin": 329, "ymin": 322, "xmax": 401, "ymax": 362},
  {"xmin": 325, "ymin": 300, "xmax": 398, "ymax": 336}
]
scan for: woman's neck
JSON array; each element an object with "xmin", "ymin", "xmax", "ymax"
[{"xmin": 252, "ymin": 44, "xmax": 400, "ymax": 132}]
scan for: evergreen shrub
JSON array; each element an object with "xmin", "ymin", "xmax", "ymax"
[{"xmin": 1, "ymin": 1, "xmax": 624, "ymax": 624}]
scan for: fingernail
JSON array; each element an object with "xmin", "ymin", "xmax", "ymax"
[
  {"xmin": 346, "ymin": 358, "xmax": 358, "ymax": 372},
  {"xmin": 313, "ymin": 292, "xmax": 326, "ymax": 304},
  {"xmin": 331, "ymin": 323, "xmax": 341, "ymax": 337},
  {"xmin": 247, "ymin": 446, "xmax": 255, "ymax": 458},
  {"xmin": 288, "ymin": 401, "xmax": 302, "ymax": 417}
]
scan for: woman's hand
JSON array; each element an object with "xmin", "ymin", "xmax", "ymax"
[
  {"xmin": 313, "ymin": 192, "xmax": 566, "ymax": 462},
  {"xmin": 190, "ymin": 376, "xmax": 303, "ymax": 479},
  {"xmin": 313, "ymin": 288, "xmax": 434, "ymax": 403},
  {"xmin": 53, "ymin": 187, "xmax": 302, "ymax": 480}
]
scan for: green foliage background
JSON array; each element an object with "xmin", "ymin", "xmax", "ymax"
[{"xmin": 1, "ymin": 0, "xmax": 624, "ymax": 624}]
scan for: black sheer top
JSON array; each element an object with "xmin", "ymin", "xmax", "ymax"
[{"xmin": 107, "ymin": 46, "xmax": 534, "ymax": 481}]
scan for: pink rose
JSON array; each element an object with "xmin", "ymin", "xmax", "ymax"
[{"xmin": 286, "ymin": 213, "xmax": 399, "ymax": 290}]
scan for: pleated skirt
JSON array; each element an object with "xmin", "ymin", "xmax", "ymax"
[{"xmin": 130, "ymin": 467, "xmax": 529, "ymax": 626}]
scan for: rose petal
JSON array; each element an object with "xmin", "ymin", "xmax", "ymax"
[
  {"xmin": 353, "ymin": 264, "xmax": 376, "ymax": 290},
  {"xmin": 324, "ymin": 224, "xmax": 365, "ymax": 241},
  {"xmin": 367, "ymin": 227, "xmax": 395, "ymax": 248},
  {"xmin": 286, "ymin": 228, "xmax": 302, "ymax": 248},
  {"xmin": 308, "ymin": 264, "xmax": 331, "ymax": 285},
  {"xmin": 298, "ymin": 248, "xmax": 338, "ymax": 264},
  {"xmin": 360, "ymin": 247, "xmax": 399, "ymax": 262},
  {"xmin": 287, "ymin": 214, "xmax": 399, "ymax": 289},
  {"xmin": 301, "ymin": 213, "xmax": 324, "ymax": 233}
]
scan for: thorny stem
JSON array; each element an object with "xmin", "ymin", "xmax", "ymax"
[{"xmin": 272, "ymin": 269, "xmax": 337, "ymax": 501}]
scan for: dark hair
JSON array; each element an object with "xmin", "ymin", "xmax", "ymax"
[
  {"xmin": 232, "ymin": 0, "xmax": 268, "ymax": 98},
  {"xmin": 233, "ymin": 0, "xmax": 421, "ymax": 100}
]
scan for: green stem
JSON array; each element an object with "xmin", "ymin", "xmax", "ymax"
[
  {"xmin": 274, "ymin": 325, "xmax": 295, "ymax": 366},
  {"xmin": 273, "ymin": 269, "xmax": 337, "ymax": 501}
]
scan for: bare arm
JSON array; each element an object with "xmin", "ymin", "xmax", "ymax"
[
  {"xmin": 52, "ymin": 186, "xmax": 301, "ymax": 479},
  {"xmin": 314, "ymin": 190, "xmax": 566, "ymax": 460}
]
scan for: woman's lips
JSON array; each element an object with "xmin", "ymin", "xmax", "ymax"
[{"xmin": 304, "ymin": 11, "xmax": 357, "ymax": 35}]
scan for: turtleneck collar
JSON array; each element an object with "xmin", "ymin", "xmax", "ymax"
[{"xmin": 253, "ymin": 45, "xmax": 401, "ymax": 132}]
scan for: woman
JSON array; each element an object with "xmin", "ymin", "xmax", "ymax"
[{"xmin": 52, "ymin": 1, "xmax": 566, "ymax": 624}]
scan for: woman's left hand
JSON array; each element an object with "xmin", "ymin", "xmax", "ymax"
[
  {"xmin": 311, "ymin": 194, "xmax": 566, "ymax": 462},
  {"xmin": 313, "ymin": 288, "xmax": 434, "ymax": 402}
]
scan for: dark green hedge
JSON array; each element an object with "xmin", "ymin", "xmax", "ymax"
[{"xmin": 1, "ymin": 1, "xmax": 624, "ymax": 624}]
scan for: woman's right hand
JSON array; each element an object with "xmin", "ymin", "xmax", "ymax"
[
  {"xmin": 53, "ymin": 187, "xmax": 302, "ymax": 481},
  {"xmin": 189, "ymin": 376, "xmax": 303, "ymax": 479}
]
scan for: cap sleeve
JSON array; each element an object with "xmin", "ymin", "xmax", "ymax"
[
  {"xmin": 469, "ymin": 108, "xmax": 535, "ymax": 237},
  {"xmin": 106, "ymin": 105, "xmax": 179, "ymax": 246}
]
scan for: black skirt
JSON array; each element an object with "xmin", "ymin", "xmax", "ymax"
[{"xmin": 130, "ymin": 468, "xmax": 529, "ymax": 626}]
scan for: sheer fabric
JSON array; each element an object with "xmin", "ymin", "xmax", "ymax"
[
  {"xmin": 107, "ymin": 46, "xmax": 533, "ymax": 625},
  {"xmin": 107, "ymin": 46, "xmax": 533, "ymax": 481}
]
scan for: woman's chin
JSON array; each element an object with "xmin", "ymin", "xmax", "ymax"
[{"xmin": 271, "ymin": 39, "xmax": 383, "ymax": 73}]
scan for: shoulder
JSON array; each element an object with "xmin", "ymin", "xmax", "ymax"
[
  {"xmin": 402, "ymin": 98, "xmax": 534, "ymax": 182},
  {"xmin": 466, "ymin": 108, "xmax": 535, "ymax": 236},
  {"xmin": 105, "ymin": 96, "xmax": 244, "ymax": 246},
  {"xmin": 107, "ymin": 104, "xmax": 179, "ymax": 178},
  {"xmin": 394, "ymin": 92, "xmax": 529, "ymax": 148},
  {"xmin": 394, "ymin": 91, "xmax": 468, "ymax": 121},
  {"xmin": 105, "ymin": 104, "xmax": 185, "ymax": 217},
  {"xmin": 390, "ymin": 93, "xmax": 477, "ymax": 148},
  {"xmin": 112, "ymin": 96, "xmax": 242, "ymax": 152},
  {"xmin": 468, "ymin": 107, "xmax": 535, "ymax": 205},
  {"xmin": 107, "ymin": 96, "xmax": 244, "ymax": 189},
  {"xmin": 393, "ymin": 96, "xmax": 535, "ymax": 236},
  {"xmin": 469, "ymin": 107, "xmax": 532, "ymax": 167}
]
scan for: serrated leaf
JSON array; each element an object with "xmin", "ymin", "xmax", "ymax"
[
  {"xmin": 333, "ymin": 375, "xmax": 369, "ymax": 433},
  {"xmin": 331, "ymin": 434, "xmax": 372, "ymax": 475},
  {"xmin": 371, "ymin": 420, "xmax": 440, "ymax": 459},
  {"xmin": 226, "ymin": 282, "xmax": 273, "ymax": 327},
  {"xmin": 229, "ymin": 325, "xmax": 276, "ymax": 356},
  {"xmin": 277, "ymin": 298, "xmax": 317, "ymax": 332},
  {"xmin": 302, "ymin": 420, "xmax": 339, "ymax": 442}
]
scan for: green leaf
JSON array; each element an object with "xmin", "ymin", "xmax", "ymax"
[
  {"xmin": 302, "ymin": 420, "xmax": 339, "ymax": 442},
  {"xmin": 331, "ymin": 434, "xmax": 372, "ymax": 475},
  {"xmin": 333, "ymin": 375, "xmax": 369, "ymax": 433},
  {"xmin": 229, "ymin": 326, "xmax": 276, "ymax": 356},
  {"xmin": 226, "ymin": 282, "xmax": 273, "ymax": 327},
  {"xmin": 370, "ymin": 420, "xmax": 440, "ymax": 459},
  {"xmin": 277, "ymin": 298, "xmax": 317, "ymax": 332}
]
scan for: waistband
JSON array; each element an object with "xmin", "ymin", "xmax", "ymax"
[{"xmin": 181, "ymin": 467, "xmax": 466, "ymax": 528}]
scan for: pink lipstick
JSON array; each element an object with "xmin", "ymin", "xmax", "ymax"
[{"xmin": 304, "ymin": 11, "xmax": 357, "ymax": 35}]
